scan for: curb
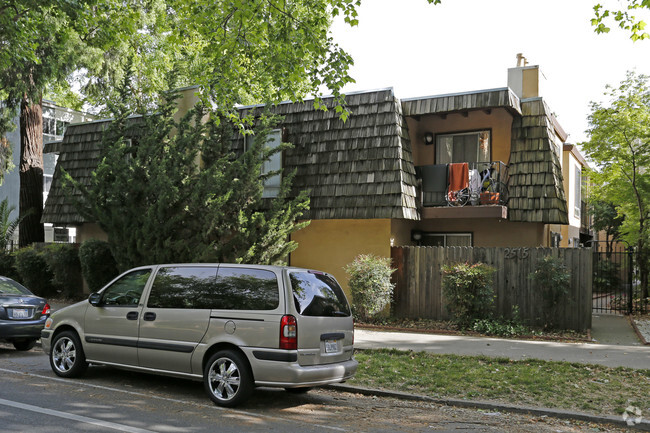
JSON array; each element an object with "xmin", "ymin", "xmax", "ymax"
[
  {"xmin": 325, "ymin": 383, "xmax": 650, "ymax": 431},
  {"xmin": 629, "ymin": 316, "xmax": 650, "ymax": 346}
]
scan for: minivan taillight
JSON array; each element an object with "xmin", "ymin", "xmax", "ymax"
[
  {"xmin": 280, "ymin": 315, "xmax": 297, "ymax": 350},
  {"xmin": 41, "ymin": 303, "xmax": 51, "ymax": 316}
]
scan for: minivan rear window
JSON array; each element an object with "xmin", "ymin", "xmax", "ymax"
[{"xmin": 290, "ymin": 272, "xmax": 351, "ymax": 317}]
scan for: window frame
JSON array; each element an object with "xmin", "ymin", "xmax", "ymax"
[
  {"xmin": 244, "ymin": 128, "xmax": 283, "ymax": 198},
  {"xmin": 434, "ymin": 129, "xmax": 492, "ymax": 165},
  {"xmin": 417, "ymin": 232, "xmax": 473, "ymax": 247}
]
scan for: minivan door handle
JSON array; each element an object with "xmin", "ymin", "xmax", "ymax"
[
  {"xmin": 143, "ymin": 312, "xmax": 157, "ymax": 321},
  {"xmin": 126, "ymin": 311, "xmax": 139, "ymax": 320}
]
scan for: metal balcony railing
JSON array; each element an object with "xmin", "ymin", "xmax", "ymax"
[{"xmin": 416, "ymin": 161, "xmax": 509, "ymax": 208}]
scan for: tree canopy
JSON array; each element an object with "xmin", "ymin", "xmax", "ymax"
[
  {"xmin": 592, "ymin": 1, "xmax": 650, "ymax": 40},
  {"xmin": 582, "ymin": 71, "xmax": 650, "ymax": 300}
]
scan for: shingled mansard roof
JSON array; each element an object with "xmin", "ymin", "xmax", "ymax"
[
  {"xmin": 41, "ymin": 117, "xmax": 144, "ymax": 225},
  {"xmin": 237, "ymin": 89, "xmax": 419, "ymax": 220},
  {"xmin": 401, "ymin": 87, "xmax": 522, "ymax": 117},
  {"xmin": 42, "ymin": 87, "xmax": 568, "ymax": 226},
  {"xmin": 508, "ymin": 98, "xmax": 568, "ymax": 224},
  {"xmin": 42, "ymin": 89, "xmax": 420, "ymax": 225}
]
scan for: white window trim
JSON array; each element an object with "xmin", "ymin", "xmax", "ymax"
[{"xmin": 244, "ymin": 129, "xmax": 283, "ymax": 198}]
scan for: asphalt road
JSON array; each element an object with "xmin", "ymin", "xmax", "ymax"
[{"xmin": 0, "ymin": 343, "xmax": 639, "ymax": 433}]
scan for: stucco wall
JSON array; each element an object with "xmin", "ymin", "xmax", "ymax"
[
  {"xmin": 289, "ymin": 219, "xmax": 392, "ymax": 294},
  {"xmin": 77, "ymin": 223, "xmax": 108, "ymax": 244},
  {"xmin": 407, "ymin": 107, "xmax": 514, "ymax": 167},
  {"xmin": 411, "ymin": 218, "xmax": 547, "ymax": 247}
]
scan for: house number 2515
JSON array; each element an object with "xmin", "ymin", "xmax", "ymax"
[{"xmin": 504, "ymin": 248, "xmax": 530, "ymax": 259}]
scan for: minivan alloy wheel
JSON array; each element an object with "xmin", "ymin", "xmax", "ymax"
[{"xmin": 204, "ymin": 350, "xmax": 253, "ymax": 407}]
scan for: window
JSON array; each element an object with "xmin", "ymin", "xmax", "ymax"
[
  {"xmin": 101, "ymin": 269, "xmax": 152, "ymax": 306},
  {"xmin": 147, "ymin": 266, "xmax": 218, "ymax": 309},
  {"xmin": 212, "ymin": 267, "xmax": 279, "ymax": 310},
  {"xmin": 419, "ymin": 233, "xmax": 472, "ymax": 247},
  {"xmin": 436, "ymin": 131, "xmax": 490, "ymax": 164},
  {"xmin": 245, "ymin": 129, "xmax": 282, "ymax": 198},
  {"xmin": 146, "ymin": 266, "xmax": 279, "ymax": 310},
  {"xmin": 574, "ymin": 166, "xmax": 581, "ymax": 218},
  {"xmin": 290, "ymin": 271, "xmax": 351, "ymax": 317},
  {"xmin": 42, "ymin": 107, "xmax": 69, "ymax": 138}
]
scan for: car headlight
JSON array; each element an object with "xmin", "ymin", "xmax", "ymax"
[{"xmin": 45, "ymin": 318, "xmax": 53, "ymax": 329}]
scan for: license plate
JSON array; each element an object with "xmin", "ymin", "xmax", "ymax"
[
  {"xmin": 325, "ymin": 339, "xmax": 339, "ymax": 353},
  {"xmin": 12, "ymin": 308, "xmax": 29, "ymax": 319}
]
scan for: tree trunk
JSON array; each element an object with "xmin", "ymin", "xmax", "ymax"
[{"xmin": 18, "ymin": 93, "xmax": 44, "ymax": 247}]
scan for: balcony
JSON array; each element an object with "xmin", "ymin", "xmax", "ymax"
[{"xmin": 416, "ymin": 161, "xmax": 509, "ymax": 219}]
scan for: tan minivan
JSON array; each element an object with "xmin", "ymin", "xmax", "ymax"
[{"xmin": 41, "ymin": 264, "xmax": 357, "ymax": 407}]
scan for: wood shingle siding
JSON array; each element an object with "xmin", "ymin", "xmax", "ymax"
[
  {"xmin": 41, "ymin": 117, "xmax": 144, "ymax": 225},
  {"xmin": 42, "ymin": 90, "xmax": 420, "ymax": 225},
  {"xmin": 238, "ymin": 89, "xmax": 419, "ymax": 221},
  {"xmin": 508, "ymin": 98, "xmax": 568, "ymax": 224},
  {"xmin": 401, "ymin": 88, "xmax": 522, "ymax": 116}
]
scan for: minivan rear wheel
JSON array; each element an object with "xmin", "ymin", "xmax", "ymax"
[{"xmin": 204, "ymin": 350, "xmax": 253, "ymax": 407}]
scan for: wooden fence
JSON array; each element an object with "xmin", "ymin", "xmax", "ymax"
[{"xmin": 391, "ymin": 246, "xmax": 592, "ymax": 331}]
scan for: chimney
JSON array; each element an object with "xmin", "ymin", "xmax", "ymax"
[{"xmin": 507, "ymin": 53, "xmax": 545, "ymax": 99}]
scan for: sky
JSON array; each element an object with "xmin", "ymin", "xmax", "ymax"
[{"xmin": 330, "ymin": 0, "xmax": 650, "ymax": 144}]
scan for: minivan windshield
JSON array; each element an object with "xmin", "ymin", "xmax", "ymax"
[{"xmin": 290, "ymin": 271, "xmax": 351, "ymax": 317}]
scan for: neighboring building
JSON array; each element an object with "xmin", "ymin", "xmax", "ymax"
[
  {"xmin": 42, "ymin": 63, "xmax": 586, "ymax": 290},
  {"xmin": 549, "ymin": 144, "xmax": 593, "ymax": 248},
  {"xmin": 0, "ymin": 101, "xmax": 94, "ymax": 245}
]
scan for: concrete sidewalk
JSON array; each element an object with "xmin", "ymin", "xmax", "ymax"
[{"xmin": 354, "ymin": 328, "xmax": 650, "ymax": 369}]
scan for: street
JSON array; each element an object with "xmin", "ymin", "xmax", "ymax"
[{"xmin": 0, "ymin": 343, "xmax": 636, "ymax": 433}]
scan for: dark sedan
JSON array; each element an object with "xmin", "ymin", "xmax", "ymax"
[{"xmin": 0, "ymin": 276, "xmax": 50, "ymax": 351}]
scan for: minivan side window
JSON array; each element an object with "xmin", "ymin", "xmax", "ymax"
[
  {"xmin": 290, "ymin": 272, "xmax": 351, "ymax": 317},
  {"xmin": 212, "ymin": 268, "xmax": 279, "ymax": 310},
  {"xmin": 147, "ymin": 267, "xmax": 218, "ymax": 309},
  {"xmin": 146, "ymin": 266, "xmax": 279, "ymax": 310},
  {"xmin": 101, "ymin": 269, "xmax": 152, "ymax": 306}
]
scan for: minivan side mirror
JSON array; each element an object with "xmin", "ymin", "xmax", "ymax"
[{"xmin": 88, "ymin": 292, "xmax": 102, "ymax": 306}]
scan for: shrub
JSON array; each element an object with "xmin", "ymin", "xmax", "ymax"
[
  {"xmin": 344, "ymin": 254, "xmax": 395, "ymax": 321},
  {"xmin": 14, "ymin": 245, "xmax": 57, "ymax": 297},
  {"xmin": 44, "ymin": 243, "xmax": 84, "ymax": 299},
  {"xmin": 0, "ymin": 252, "xmax": 19, "ymax": 280},
  {"xmin": 529, "ymin": 255, "xmax": 571, "ymax": 329},
  {"xmin": 442, "ymin": 262, "xmax": 496, "ymax": 329},
  {"xmin": 472, "ymin": 306, "xmax": 530, "ymax": 337},
  {"xmin": 79, "ymin": 239, "xmax": 119, "ymax": 292}
]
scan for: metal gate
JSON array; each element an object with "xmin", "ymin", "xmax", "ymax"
[{"xmin": 590, "ymin": 241, "xmax": 634, "ymax": 315}]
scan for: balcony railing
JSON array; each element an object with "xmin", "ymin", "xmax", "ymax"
[{"xmin": 416, "ymin": 161, "xmax": 509, "ymax": 208}]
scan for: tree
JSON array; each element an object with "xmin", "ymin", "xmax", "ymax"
[
  {"xmin": 0, "ymin": 0, "xmax": 106, "ymax": 246},
  {"xmin": 582, "ymin": 71, "xmax": 650, "ymax": 300},
  {"xmin": 592, "ymin": 1, "xmax": 650, "ymax": 40},
  {"xmin": 589, "ymin": 199, "xmax": 624, "ymax": 257},
  {"xmin": 0, "ymin": 136, "xmax": 11, "ymax": 185},
  {"xmin": 64, "ymin": 87, "xmax": 309, "ymax": 270}
]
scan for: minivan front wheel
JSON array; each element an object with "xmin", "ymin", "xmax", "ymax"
[
  {"xmin": 204, "ymin": 350, "xmax": 253, "ymax": 407},
  {"xmin": 50, "ymin": 331, "xmax": 88, "ymax": 378}
]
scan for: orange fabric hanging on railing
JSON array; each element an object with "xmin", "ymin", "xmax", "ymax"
[{"xmin": 448, "ymin": 162, "xmax": 469, "ymax": 192}]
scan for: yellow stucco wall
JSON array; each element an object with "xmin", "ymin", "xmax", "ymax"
[
  {"xmin": 289, "ymin": 219, "xmax": 392, "ymax": 294},
  {"xmin": 407, "ymin": 108, "xmax": 514, "ymax": 167},
  {"xmin": 77, "ymin": 223, "xmax": 108, "ymax": 244},
  {"xmin": 410, "ymin": 219, "xmax": 547, "ymax": 247}
]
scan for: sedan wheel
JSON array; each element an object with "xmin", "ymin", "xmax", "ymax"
[
  {"xmin": 50, "ymin": 331, "xmax": 88, "ymax": 378},
  {"xmin": 12, "ymin": 339, "xmax": 37, "ymax": 351},
  {"xmin": 204, "ymin": 350, "xmax": 253, "ymax": 407}
]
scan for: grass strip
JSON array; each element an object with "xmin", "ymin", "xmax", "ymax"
[{"xmin": 349, "ymin": 349, "xmax": 650, "ymax": 416}]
